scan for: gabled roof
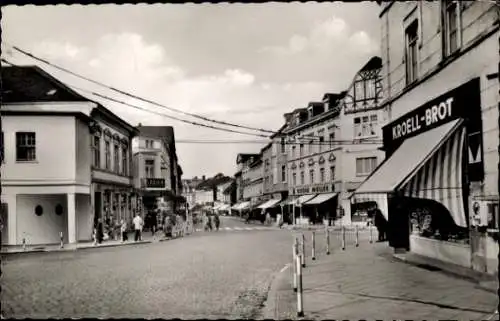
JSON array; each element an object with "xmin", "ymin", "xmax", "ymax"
[
  {"xmin": 137, "ymin": 125, "xmax": 175, "ymax": 145},
  {"xmin": 359, "ymin": 56, "xmax": 382, "ymax": 72},
  {"xmin": 223, "ymin": 180, "xmax": 236, "ymax": 194},
  {"xmin": 196, "ymin": 175, "xmax": 232, "ymax": 190},
  {"xmin": 2, "ymin": 65, "xmax": 90, "ymax": 103}
]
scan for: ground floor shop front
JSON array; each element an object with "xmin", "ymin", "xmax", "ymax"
[
  {"xmin": 1, "ymin": 184, "xmax": 92, "ymax": 246},
  {"xmin": 352, "ymin": 72, "xmax": 499, "ymax": 274},
  {"xmin": 91, "ymin": 182, "xmax": 134, "ymax": 235}
]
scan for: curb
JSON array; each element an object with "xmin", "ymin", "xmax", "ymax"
[
  {"xmin": 260, "ymin": 263, "xmax": 298, "ymax": 320},
  {"xmin": 390, "ymin": 252, "xmax": 498, "ymax": 294}
]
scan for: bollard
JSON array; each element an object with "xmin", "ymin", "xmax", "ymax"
[
  {"xmin": 293, "ymin": 238, "xmax": 298, "ymax": 292},
  {"xmin": 60, "ymin": 231, "xmax": 64, "ymax": 249},
  {"xmin": 301, "ymin": 233, "xmax": 306, "ymax": 268},
  {"xmin": 22, "ymin": 238, "xmax": 26, "ymax": 251},
  {"xmin": 312, "ymin": 231, "xmax": 316, "ymax": 260},
  {"xmin": 355, "ymin": 225, "xmax": 359, "ymax": 247},
  {"xmin": 369, "ymin": 224, "xmax": 373, "ymax": 244},
  {"xmin": 341, "ymin": 226, "xmax": 346, "ymax": 251},
  {"xmin": 326, "ymin": 227, "xmax": 330, "ymax": 255},
  {"xmin": 296, "ymin": 254, "xmax": 304, "ymax": 317}
]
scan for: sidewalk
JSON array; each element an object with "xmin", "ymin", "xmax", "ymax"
[
  {"xmin": 264, "ymin": 242, "xmax": 498, "ymax": 320},
  {"xmin": 0, "ymin": 228, "xmax": 194, "ymax": 255}
]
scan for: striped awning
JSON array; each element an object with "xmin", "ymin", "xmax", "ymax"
[
  {"xmin": 304, "ymin": 193, "xmax": 338, "ymax": 205},
  {"xmin": 295, "ymin": 194, "xmax": 317, "ymax": 207},
  {"xmin": 258, "ymin": 198, "xmax": 281, "ymax": 209},
  {"xmin": 352, "ymin": 119, "xmax": 467, "ymax": 227}
]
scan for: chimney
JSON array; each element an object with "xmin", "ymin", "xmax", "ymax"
[
  {"xmin": 202, "ymin": 175, "xmax": 206, "ymax": 181},
  {"xmin": 283, "ymin": 112, "xmax": 293, "ymax": 124}
]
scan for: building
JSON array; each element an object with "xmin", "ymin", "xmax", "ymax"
[
  {"xmin": 131, "ymin": 126, "xmax": 180, "ymax": 213},
  {"xmin": 232, "ymin": 153, "xmax": 260, "ymax": 213},
  {"xmin": 353, "ymin": 1, "xmax": 499, "ymax": 274},
  {"xmin": 222, "ymin": 180, "xmax": 237, "ymax": 206},
  {"xmin": 90, "ymin": 104, "xmax": 138, "ymax": 230},
  {"xmin": 1, "ymin": 65, "xmax": 137, "ymax": 246},
  {"xmin": 181, "ymin": 176, "xmax": 204, "ymax": 208},
  {"xmin": 259, "ymin": 124, "xmax": 289, "ymax": 218},
  {"xmin": 337, "ymin": 56, "xmax": 387, "ymax": 224},
  {"xmin": 242, "ymin": 154, "xmax": 264, "ymax": 209}
]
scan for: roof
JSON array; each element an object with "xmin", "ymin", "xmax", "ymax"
[
  {"xmin": 359, "ymin": 56, "xmax": 382, "ymax": 72},
  {"xmin": 137, "ymin": 126, "xmax": 175, "ymax": 145},
  {"xmin": 2, "ymin": 65, "xmax": 90, "ymax": 103},
  {"xmin": 196, "ymin": 174, "xmax": 232, "ymax": 190},
  {"xmin": 223, "ymin": 181, "xmax": 236, "ymax": 194},
  {"xmin": 236, "ymin": 153, "xmax": 260, "ymax": 164}
]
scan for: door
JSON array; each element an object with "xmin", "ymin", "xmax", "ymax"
[
  {"xmin": 94, "ymin": 192, "xmax": 102, "ymax": 226},
  {"xmin": 1, "ymin": 203, "xmax": 8, "ymax": 246}
]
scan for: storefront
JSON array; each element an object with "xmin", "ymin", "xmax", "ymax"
[{"xmin": 352, "ymin": 78, "xmax": 484, "ymax": 267}]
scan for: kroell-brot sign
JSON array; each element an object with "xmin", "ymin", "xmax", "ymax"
[{"xmin": 382, "ymin": 77, "xmax": 484, "ymax": 182}]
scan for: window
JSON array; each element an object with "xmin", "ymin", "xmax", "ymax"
[
  {"xmin": 299, "ymin": 144, "xmax": 304, "ymax": 157},
  {"xmin": 292, "ymin": 172, "xmax": 297, "ymax": 186},
  {"xmin": 300, "ymin": 171, "xmax": 304, "ymax": 185},
  {"xmin": 93, "ymin": 136, "xmax": 101, "ymax": 167},
  {"xmin": 308, "ymin": 140, "xmax": 313, "ymax": 154},
  {"xmin": 280, "ymin": 138, "xmax": 286, "ymax": 153},
  {"xmin": 405, "ymin": 20, "xmax": 418, "ymax": 85},
  {"xmin": 309, "ymin": 169, "xmax": 315, "ymax": 184},
  {"xmin": 1, "ymin": 132, "xmax": 4, "ymax": 163},
  {"xmin": 105, "ymin": 140, "xmax": 111, "ymax": 170},
  {"xmin": 320, "ymin": 168, "xmax": 325, "ymax": 183},
  {"xmin": 16, "ymin": 132, "xmax": 36, "ymax": 161},
  {"xmin": 443, "ymin": 0, "xmax": 460, "ymax": 56},
  {"xmin": 121, "ymin": 146, "xmax": 128, "ymax": 175},
  {"xmin": 292, "ymin": 146, "xmax": 296, "ymax": 158},
  {"xmin": 318, "ymin": 130, "xmax": 325, "ymax": 152},
  {"xmin": 330, "ymin": 166, "xmax": 336, "ymax": 181},
  {"xmin": 354, "ymin": 114, "xmax": 378, "ymax": 138},
  {"xmin": 145, "ymin": 159, "xmax": 155, "ymax": 178},
  {"xmin": 281, "ymin": 165, "xmax": 286, "ymax": 182},
  {"xmin": 356, "ymin": 157, "xmax": 378, "ymax": 176},
  {"xmin": 114, "ymin": 144, "xmax": 120, "ymax": 173},
  {"xmin": 329, "ymin": 131, "xmax": 335, "ymax": 148}
]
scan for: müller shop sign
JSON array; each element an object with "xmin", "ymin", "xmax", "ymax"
[{"xmin": 382, "ymin": 77, "xmax": 484, "ymax": 181}]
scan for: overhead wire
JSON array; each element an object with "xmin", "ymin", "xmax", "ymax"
[
  {"xmin": 6, "ymin": 43, "xmax": 279, "ymax": 135},
  {"xmin": 1, "ymin": 57, "xmax": 270, "ymax": 139}
]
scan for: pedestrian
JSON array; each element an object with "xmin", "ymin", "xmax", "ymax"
[
  {"xmin": 133, "ymin": 212, "xmax": 143, "ymax": 242},
  {"xmin": 206, "ymin": 215, "xmax": 212, "ymax": 231},
  {"xmin": 151, "ymin": 211, "xmax": 158, "ymax": 238},
  {"xmin": 120, "ymin": 219, "xmax": 128, "ymax": 243},
  {"xmin": 214, "ymin": 213, "xmax": 220, "ymax": 231},
  {"xmin": 96, "ymin": 218, "xmax": 104, "ymax": 244},
  {"xmin": 373, "ymin": 204, "xmax": 387, "ymax": 242}
]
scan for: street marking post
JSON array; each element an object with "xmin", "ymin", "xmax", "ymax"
[
  {"xmin": 369, "ymin": 224, "xmax": 373, "ymax": 244},
  {"xmin": 326, "ymin": 227, "xmax": 330, "ymax": 255},
  {"xmin": 355, "ymin": 225, "xmax": 359, "ymax": 247},
  {"xmin": 301, "ymin": 233, "xmax": 306, "ymax": 268},
  {"xmin": 293, "ymin": 237, "xmax": 298, "ymax": 292},
  {"xmin": 60, "ymin": 231, "xmax": 64, "ymax": 249},
  {"xmin": 22, "ymin": 238, "xmax": 26, "ymax": 251},
  {"xmin": 312, "ymin": 231, "xmax": 316, "ymax": 260},
  {"xmin": 296, "ymin": 254, "xmax": 304, "ymax": 317},
  {"xmin": 341, "ymin": 226, "xmax": 346, "ymax": 251}
]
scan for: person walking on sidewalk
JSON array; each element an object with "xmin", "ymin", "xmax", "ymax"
[
  {"xmin": 133, "ymin": 213, "xmax": 143, "ymax": 242},
  {"xmin": 214, "ymin": 213, "xmax": 220, "ymax": 231},
  {"xmin": 373, "ymin": 204, "xmax": 387, "ymax": 242},
  {"xmin": 120, "ymin": 219, "xmax": 128, "ymax": 243}
]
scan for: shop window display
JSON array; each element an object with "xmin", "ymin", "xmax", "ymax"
[{"xmin": 409, "ymin": 204, "xmax": 469, "ymax": 244}]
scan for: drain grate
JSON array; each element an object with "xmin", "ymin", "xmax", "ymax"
[{"xmin": 415, "ymin": 263, "xmax": 441, "ymax": 271}]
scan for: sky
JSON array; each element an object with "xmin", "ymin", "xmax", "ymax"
[{"xmin": 1, "ymin": 3, "xmax": 381, "ymax": 179}]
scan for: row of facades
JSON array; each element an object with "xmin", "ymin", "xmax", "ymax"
[
  {"xmin": 1, "ymin": 65, "xmax": 185, "ymax": 246},
  {"xmin": 233, "ymin": 1, "xmax": 500, "ymax": 275}
]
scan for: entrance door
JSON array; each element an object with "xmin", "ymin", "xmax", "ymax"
[
  {"xmin": 388, "ymin": 197, "xmax": 410, "ymax": 251},
  {"xmin": 94, "ymin": 192, "xmax": 102, "ymax": 225},
  {"xmin": 1, "ymin": 203, "xmax": 8, "ymax": 246}
]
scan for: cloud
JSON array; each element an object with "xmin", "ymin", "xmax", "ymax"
[{"xmin": 260, "ymin": 15, "xmax": 376, "ymax": 57}]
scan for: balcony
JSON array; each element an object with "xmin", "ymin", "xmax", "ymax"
[{"xmin": 141, "ymin": 178, "xmax": 166, "ymax": 189}]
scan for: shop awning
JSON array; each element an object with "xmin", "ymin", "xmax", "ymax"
[
  {"xmin": 304, "ymin": 193, "xmax": 338, "ymax": 205},
  {"xmin": 258, "ymin": 198, "xmax": 281, "ymax": 209},
  {"xmin": 286, "ymin": 197, "xmax": 297, "ymax": 205},
  {"xmin": 218, "ymin": 204, "xmax": 230, "ymax": 211},
  {"xmin": 352, "ymin": 119, "xmax": 467, "ymax": 227},
  {"xmin": 295, "ymin": 194, "xmax": 317, "ymax": 207},
  {"xmin": 232, "ymin": 201, "xmax": 250, "ymax": 211}
]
